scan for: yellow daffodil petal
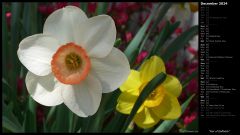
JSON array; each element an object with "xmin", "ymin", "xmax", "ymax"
[
  {"xmin": 151, "ymin": 92, "xmax": 181, "ymax": 120},
  {"xmin": 134, "ymin": 107, "xmax": 160, "ymax": 129},
  {"xmin": 144, "ymin": 85, "xmax": 165, "ymax": 108},
  {"xmin": 116, "ymin": 92, "xmax": 143, "ymax": 114},
  {"xmin": 120, "ymin": 70, "xmax": 141, "ymax": 96},
  {"xmin": 162, "ymin": 75, "xmax": 182, "ymax": 97},
  {"xmin": 139, "ymin": 56, "xmax": 166, "ymax": 83}
]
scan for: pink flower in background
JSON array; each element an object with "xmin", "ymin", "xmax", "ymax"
[
  {"xmin": 174, "ymin": 27, "xmax": 183, "ymax": 36},
  {"xmin": 170, "ymin": 16, "xmax": 176, "ymax": 24},
  {"xmin": 114, "ymin": 3, "xmax": 129, "ymax": 11},
  {"xmin": 125, "ymin": 32, "xmax": 133, "ymax": 43},
  {"xmin": 88, "ymin": 2, "xmax": 97, "ymax": 14},
  {"xmin": 165, "ymin": 61, "xmax": 177, "ymax": 75},
  {"xmin": 38, "ymin": 5, "xmax": 47, "ymax": 14},
  {"xmin": 46, "ymin": 5, "xmax": 55, "ymax": 15},
  {"xmin": 128, "ymin": 2, "xmax": 141, "ymax": 12},
  {"xmin": 56, "ymin": 2, "xmax": 68, "ymax": 9},
  {"xmin": 186, "ymin": 79, "xmax": 198, "ymax": 94},
  {"xmin": 183, "ymin": 112, "xmax": 197, "ymax": 126},
  {"xmin": 38, "ymin": 4, "xmax": 54, "ymax": 15},
  {"xmin": 187, "ymin": 46, "xmax": 198, "ymax": 56},
  {"xmin": 114, "ymin": 11, "xmax": 128, "ymax": 26},
  {"xmin": 5, "ymin": 12, "xmax": 11, "ymax": 29},
  {"xmin": 39, "ymin": 3, "xmax": 80, "ymax": 16},
  {"xmin": 135, "ymin": 51, "xmax": 148, "ymax": 64}
]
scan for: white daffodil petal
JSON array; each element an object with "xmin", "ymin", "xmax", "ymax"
[
  {"xmin": 17, "ymin": 34, "xmax": 60, "ymax": 76},
  {"xmin": 76, "ymin": 15, "xmax": 116, "ymax": 58},
  {"xmin": 25, "ymin": 71, "xmax": 64, "ymax": 106},
  {"xmin": 43, "ymin": 6, "xmax": 88, "ymax": 44},
  {"xmin": 61, "ymin": 74, "xmax": 102, "ymax": 117},
  {"xmin": 90, "ymin": 48, "xmax": 130, "ymax": 93}
]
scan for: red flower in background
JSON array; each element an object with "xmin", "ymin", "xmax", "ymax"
[
  {"xmin": 38, "ymin": 4, "xmax": 54, "ymax": 15},
  {"xmin": 17, "ymin": 77, "xmax": 24, "ymax": 95},
  {"xmin": 113, "ymin": 3, "xmax": 129, "ymax": 12},
  {"xmin": 170, "ymin": 16, "xmax": 176, "ymax": 24},
  {"xmin": 174, "ymin": 27, "xmax": 183, "ymax": 36},
  {"xmin": 124, "ymin": 32, "xmax": 133, "ymax": 43},
  {"xmin": 187, "ymin": 46, "xmax": 198, "ymax": 56},
  {"xmin": 56, "ymin": 2, "xmax": 67, "ymax": 9},
  {"xmin": 88, "ymin": 2, "xmax": 97, "ymax": 14},
  {"xmin": 113, "ymin": 11, "xmax": 129, "ymax": 26},
  {"xmin": 127, "ymin": 2, "xmax": 141, "ymax": 12},
  {"xmin": 37, "ymin": 105, "xmax": 44, "ymax": 124},
  {"xmin": 38, "ymin": 2, "xmax": 80, "ymax": 16},
  {"xmin": 135, "ymin": 51, "xmax": 148, "ymax": 65},
  {"xmin": 186, "ymin": 79, "xmax": 198, "ymax": 94},
  {"xmin": 183, "ymin": 112, "xmax": 197, "ymax": 126},
  {"xmin": 166, "ymin": 61, "xmax": 177, "ymax": 75}
]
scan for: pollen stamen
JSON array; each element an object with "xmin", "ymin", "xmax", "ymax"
[{"xmin": 65, "ymin": 53, "xmax": 82, "ymax": 70}]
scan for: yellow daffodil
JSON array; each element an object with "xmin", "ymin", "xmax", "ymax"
[
  {"xmin": 189, "ymin": 2, "xmax": 198, "ymax": 13},
  {"xmin": 17, "ymin": 6, "xmax": 130, "ymax": 117},
  {"xmin": 116, "ymin": 56, "xmax": 182, "ymax": 129}
]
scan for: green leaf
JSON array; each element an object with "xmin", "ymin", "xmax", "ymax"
[
  {"xmin": 161, "ymin": 25, "xmax": 198, "ymax": 61},
  {"xmin": 54, "ymin": 104, "xmax": 70, "ymax": 132},
  {"xmin": 81, "ymin": 117, "xmax": 91, "ymax": 133},
  {"xmin": 2, "ymin": 102, "xmax": 23, "ymax": 133},
  {"xmin": 124, "ymin": 4, "xmax": 159, "ymax": 64},
  {"xmin": 3, "ymin": 116, "xmax": 23, "ymax": 133},
  {"xmin": 23, "ymin": 97, "xmax": 37, "ymax": 132},
  {"xmin": 153, "ymin": 94, "xmax": 195, "ymax": 133},
  {"xmin": 85, "ymin": 94, "xmax": 112, "ymax": 132},
  {"xmin": 96, "ymin": 2, "xmax": 108, "ymax": 15},
  {"xmin": 68, "ymin": 111, "xmax": 74, "ymax": 132},
  {"xmin": 43, "ymin": 119, "xmax": 49, "ymax": 132},
  {"xmin": 46, "ymin": 106, "xmax": 56, "ymax": 124},
  {"xmin": 104, "ymin": 89, "xmax": 121, "ymax": 115},
  {"xmin": 10, "ymin": 2, "xmax": 22, "ymax": 106},
  {"xmin": 114, "ymin": 38, "xmax": 122, "ymax": 47},
  {"xmin": 2, "ymin": 77, "xmax": 13, "ymax": 90},
  {"xmin": 182, "ymin": 69, "xmax": 198, "ymax": 89},
  {"xmin": 103, "ymin": 112, "xmax": 128, "ymax": 133},
  {"xmin": 2, "ymin": 77, "xmax": 13, "ymax": 102},
  {"xmin": 184, "ymin": 117, "xmax": 198, "ymax": 132},
  {"xmin": 22, "ymin": 3, "xmax": 38, "ymax": 37},
  {"xmin": 69, "ymin": 114, "xmax": 78, "ymax": 132},
  {"xmin": 120, "ymin": 72, "xmax": 167, "ymax": 132},
  {"xmin": 139, "ymin": 3, "xmax": 172, "ymax": 53},
  {"xmin": 80, "ymin": 2, "xmax": 87, "ymax": 13},
  {"xmin": 150, "ymin": 21, "xmax": 180, "ymax": 57},
  {"xmin": 74, "ymin": 117, "xmax": 83, "ymax": 133},
  {"xmin": 2, "ymin": 4, "xmax": 8, "ymax": 78}
]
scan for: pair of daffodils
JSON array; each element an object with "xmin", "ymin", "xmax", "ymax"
[
  {"xmin": 17, "ymin": 6, "xmax": 130, "ymax": 117},
  {"xmin": 17, "ymin": 6, "xmax": 182, "ymax": 127},
  {"xmin": 117, "ymin": 56, "xmax": 182, "ymax": 129}
]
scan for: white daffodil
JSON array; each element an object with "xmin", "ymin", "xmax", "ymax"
[{"xmin": 17, "ymin": 6, "xmax": 130, "ymax": 117}]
